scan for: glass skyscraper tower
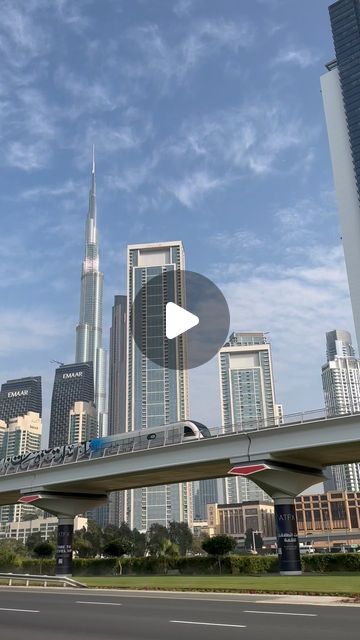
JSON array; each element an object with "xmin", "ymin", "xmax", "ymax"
[
  {"xmin": 126, "ymin": 241, "xmax": 191, "ymax": 530},
  {"xmin": 218, "ymin": 332, "xmax": 282, "ymax": 504},
  {"xmin": 321, "ymin": 329, "xmax": 360, "ymax": 491},
  {"xmin": 75, "ymin": 148, "xmax": 107, "ymax": 436},
  {"xmin": 321, "ymin": 0, "xmax": 360, "ymax": 350}
]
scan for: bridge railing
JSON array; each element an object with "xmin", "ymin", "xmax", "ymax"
[{"xmin": 1, "ymin": 405, "xmax": 360, "ymax": 476}]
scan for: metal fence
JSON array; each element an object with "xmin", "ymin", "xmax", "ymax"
[{"xmin": 1, "ymin": 405, "xmax": 360, "ymax": 477}]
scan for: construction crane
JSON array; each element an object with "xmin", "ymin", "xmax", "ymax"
[{"xmin": 50, "ymin": 359, "xmax": 65, "ymax": 367}]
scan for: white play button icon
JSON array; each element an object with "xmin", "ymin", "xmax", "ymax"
[{"xmin": 166, "ymin": 302, "xmax": 199, "ymax": 340}]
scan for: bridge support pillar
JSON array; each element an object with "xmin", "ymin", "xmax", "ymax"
[
  {"xmin": 18, "ymin": 491, "xmax": 108, "ymax": 577},
  {"xmin": 56, "ymin": 516, "xmax": 74, "ymax": 577},
  {"xmin": 274, "ymin": 497, "xmax": 301, "ymax": 575},
  {"xmin": 228, "ymin": 460, "xmax": 325, "ymax": 575}
]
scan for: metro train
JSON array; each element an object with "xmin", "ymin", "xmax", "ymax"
[{"xmin": 0, "ymin": 420, "xmax": 211, "ymax": 476}]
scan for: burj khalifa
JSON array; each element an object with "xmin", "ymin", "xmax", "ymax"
[{"xmin": 75, "ymin": 147, "xmax": 107, "ymax": 436}]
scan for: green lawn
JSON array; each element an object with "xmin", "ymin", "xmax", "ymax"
[{"xmin": 80, "ymin": 574, "xmax": 360, "ymax": 595}]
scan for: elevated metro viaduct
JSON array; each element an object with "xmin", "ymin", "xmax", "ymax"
[{"xmin": 1, "ymin": 411, "xmax": 360, "ymax": 576}]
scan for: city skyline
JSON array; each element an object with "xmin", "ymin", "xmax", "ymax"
[{"xmin": 0, "ymin": 0, "xmax": 356, "ymax": 444}]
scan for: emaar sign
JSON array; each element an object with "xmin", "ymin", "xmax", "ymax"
[
  {"xmin": 62, "ymin": 372, "xmax": 83, "ymax": 380},
  {"xmin": 7, "ymin": 390, "xmax": 29, "ymax": 398}
]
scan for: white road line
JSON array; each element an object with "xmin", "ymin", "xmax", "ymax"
[
  {"xmin": 244, "ymin": 610, "xmax": 318, "ymax": 617},
  {"xmin": 0, "ymin": 607, "xmax": 39, "ymax": 613},
  {"xmin": 76, "ymin": 601, "xmax": 122, "ymax": 606},
  {"xmin": 171, "ymin": 621, "xmax": 246, "ymax": 628}
]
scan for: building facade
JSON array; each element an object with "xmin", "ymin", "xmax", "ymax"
[
  {"xmin": 75, "ymin": 148, "xmax": 107, "ymax": 436},
  {"xmin": 68, "ymin": 400, "xmax": 98, "ymax": 444},
  {"xmin": 0, "ymin": 412, "xmax": 42, "ymax": 523},
  {"xmin": 107, "ymin": 295, "xmax": 127, "ymax": 527},
  {"xmin": 0, "ymin": 377, "xmax": 42, "ymax": 425},
  {"xmin": 218, "ymin": 332, "xmax": 281, "ymax": 504},
  {"xmin": 321, "ymin": 330, "xmax": 360, "ymax": 491},
  {"xmin": 193, "ymin": 480, "xmax": 219, "ymax": 521},
  {"xmin": 126, "ymin": 241, "xmax": 191, "ymax": 530},
  {"xmin": 207, "ymin": 501, "xmax": 276, "ymax": 541},
  {"xmin": 321, "ymin": 0, "xmax": 360, "ymax": 350},
  {"xmin": 48, "ymin": 362, "xmax": 95, "ymax": 447},
  {"xmin": 207, "ymin": 492, "xmax": 360, "ymax": 549},
  {"xmin": 0, "ymin": 515, "xmax": 87, "ymax": 544}
]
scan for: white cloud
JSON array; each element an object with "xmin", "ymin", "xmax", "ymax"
[
  {"xmin": 273, "ymin": 47, "xmax": 321, "ymax": 69},
  {"xmin": 129, "ymin": 18, "xmax": 254, "ymax": 87},
  {"xmin": 166, "ymin": 170, "xmax": 224, "ymax": 207},
  {"xmin": 210, "ymin": 230, "xmax": 263, "ymax": 250},
  {"xmin": 168, "ymin": 104, "xmax": 311, "ymax": 179},
  {"xmin": 6, "ymin": 141, "xmax": 49, "ymax": 171},
  {"xmin": 0, "ymin": 309, "xmax": 72, "ymax": 355}
]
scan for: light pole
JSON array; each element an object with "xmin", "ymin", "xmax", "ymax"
[{"xmin": 252, "ymin": 530, "xmax": 261, "ymax": 554}]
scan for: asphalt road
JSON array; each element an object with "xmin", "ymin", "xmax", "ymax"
[{"xmin": 0, "ymin": 588, "xmax": 359, "ymax": 640}]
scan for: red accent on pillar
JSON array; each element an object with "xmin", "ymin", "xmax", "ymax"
[
  {"xmin": 228, "ymin": 463, "xmax": 269, "ymax": 476},
  {"xmin": 18, "ymin": 495, "xmax": 40, "ymax": 504}
]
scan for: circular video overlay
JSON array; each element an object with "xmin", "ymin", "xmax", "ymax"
[{"xmin": 131, "ymin": 269, "xmax": 230, "ymax": 370}]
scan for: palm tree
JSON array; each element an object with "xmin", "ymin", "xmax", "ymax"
[{"xmin": 156, "ymin": 538, "xmax": 179, "ymax": 574}]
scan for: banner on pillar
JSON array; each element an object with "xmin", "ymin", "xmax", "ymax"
[
  {"xmin": 56, "ymin": 523, "xmax": 73, "ymax": 575},
  {"xmin": 275, "ymin": 503, "xmax": 301, "ymax": 574}
]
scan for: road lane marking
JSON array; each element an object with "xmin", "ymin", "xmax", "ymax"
[
  {"xmin": 171, "ymin": 621, "xmax": 246, "ymax": 628},
  {"xmin": 244, "ymin": 610, "xmax": 317, "ymax": 617},
  {"xmin": 0, "ymin": 608, "xmax": 39, "ymax": 613},
  {"xmin": 76, "ymin": 601, "xmax": 122, "ymax": 606}
]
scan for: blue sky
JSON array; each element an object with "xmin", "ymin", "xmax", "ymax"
[{"xmin": 0, "ymin": 0, "xmax": 354, "ymax": 443}]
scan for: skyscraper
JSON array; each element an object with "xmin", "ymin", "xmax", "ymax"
[
  {"xmin": 68, "ymin": 401, "xmax": 98, "ymax": 444},
  {"xmin": 0, "ymin": 376, "xmax": 43, "ymax": 523},
  {"xmin": 321, "ymin": 329, "xmax": 360, "ymax": 491},
  {"xmin": 107, "ymin": 295, "xmax": 127, "ymax": 526},
  {"xmin": 0, "ymin": 412, "xmax": 42, "ymax": 523},
  {"xmin": 218, "ymin": 332, "xmax": 281, "ymax": 504},
  {"xmin": 0, "ymin": 376, "xmax": 42, "ymax": 425},
  {"xmin": 108, "ymin": 295, "xmax": 127, "ymax": 437},
  {"xmin": 321, "ymin": 0, "xmax": 360, "ymax": 350},
  {"xmin": 48, "ymin": 362, "xmax": 95, "ymax": 447},
  {"xmin": 75, "ymin": 147, "xmax": 107, "ymax": 436},
  {"xmin": 126, "ymin": 241, "xmax": 191, "ymax": 530}
]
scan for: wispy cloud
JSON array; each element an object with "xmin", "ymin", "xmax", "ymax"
[
  {"xmin": 166, "ymin": 170, "xmax": 225, "ymax": 208},
  {"xmin": 210, "ymin": 230, "xmax": 263, "ymax": 250},
  {"xmin": 272, "ymin": 47, "xmax": 321, "ymax": 68},
  {"xmin": 128, "ymin": 18, "xmax": 255, "ymax": 88}
]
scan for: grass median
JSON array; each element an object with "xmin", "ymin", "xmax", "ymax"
[{"xmin": 80, "ymin": 574, "xmax": 360, "ymax": 595}]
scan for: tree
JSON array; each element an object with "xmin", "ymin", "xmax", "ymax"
[
  {"xmin": 103, "ymin": 537, "xmax": 133, "ymax": 558},
  {"xmin": 202, "ymin": 535, "xmax": 236, "ymax": 573},
  {"xmin": 132, "ymin": 528, "xmax": 146, "ymax": 557},
  {"xmin": 73, "ymin": 533, "xmax": 94, "ymax": 558},
  {"xmin": 33, "ymin": 541, "xmax": 54, "ymax": 574},
  {"xmin": 156, "ymin": 538, "xmax": 179, "ymax": 574},
  {"xmin": 103, "ymin": 524, "xmax": 121, "ymax": 545},
  {"xmin": 168, "ymin": 521, "xmax": 193, "ymax": 556},
  {"xmin": 0, "ymin": 539, "xmax": 26, "ymax": 568},
  {"xmin": 26, "ymin": 531, "xmax": 43, "ymax": 552},
  {"xmin": 147, "ymin": 523, "xmax": 168, "ymax": 555},
  {"xmin": 102, "ymin": 537, "xmax": 134, "ymax": 575}
]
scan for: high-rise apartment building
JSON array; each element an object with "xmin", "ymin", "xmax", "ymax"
[
  {"xmin": 218, "ymin": 332, "xmax": 281, "ymax": 504},
  {"xmin": 0, "ymin": 411, "xmax": 42, "ymax": 523},
  {"xmin": 68, "ymin": 401, "xmax": 98, "ymax": 444},
  {"xmin": 193, "ymin": 480, "xmax": 219, "ymax": 521},
  {"xmin": 321, "ymin": 330, "xmax": 360, "ymax": 491},
  {"xmin": 321, "ymin": 0, "xmax": 360, "ymax": 350},
  {"xmin": 0, "ymin": 377, "xmax": 42, "ymax": 425},
  {"xmin": 48, "ymin": 362, "xmax": 95, "ymax": 447},
  {"xmin": 126, "ymin": 242, "xmax": 191, "ymax": 530},
  {"xmin": 108, "ymin": 295, "xmax": 127, "ymax": 437},
  {"xmin": 107, "ymin": 295, "xmax": 127, "ymax": 527},
  {"xmin": 75, "ymin": 148, "xmax": 107, "ymax": 436}
]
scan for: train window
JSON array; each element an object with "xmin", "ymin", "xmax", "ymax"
[{"xmin": 184, "ymin": 426, "xmax": 194, "ymax": 437}]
